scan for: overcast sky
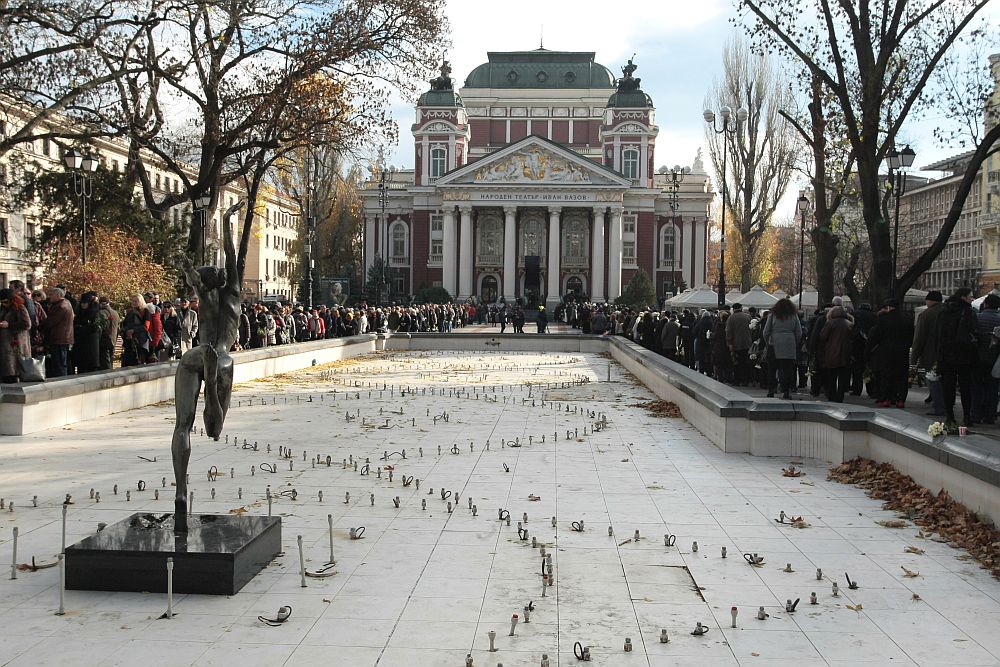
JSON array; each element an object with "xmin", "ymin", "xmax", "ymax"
[{"xmin": 382, "ymin": 0, "xmax": 998, "ymax": 222}]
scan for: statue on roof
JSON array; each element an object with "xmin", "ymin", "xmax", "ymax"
[
  {"xmin": 617, "ymin": 56, "xmax": 641, "ymax": 92},
  {"xmin": 692, "ymin": 148, "xmax": 704, "ymax": 173},
  {"xmin": 430, "ymin": 60, "xmax": 453, "ymax": 91}
]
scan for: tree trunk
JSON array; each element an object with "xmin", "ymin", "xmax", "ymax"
[
  {"xmin": 857, "ymin": 154, "xmax": 893, "ymax": 307},
  {"xmin": 811, "ymin": 227, "xmax": 837, "ymax": 305}
]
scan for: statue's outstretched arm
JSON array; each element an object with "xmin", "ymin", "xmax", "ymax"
[{"xmin": 222, "ymin": 201, "xmax": 245, "ymax": 286}]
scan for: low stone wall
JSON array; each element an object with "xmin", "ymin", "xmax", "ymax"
[{"xmin": 0, "ymin": 335, "xmax": 377, "ymax": 436}]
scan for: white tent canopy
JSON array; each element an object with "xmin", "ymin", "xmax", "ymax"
[
  {"xmin": 674, "ymin": 284, "xmax": 723, "ymax": 309},
  {"xmin": 737, "ymin": 284, "xmax": 779, "ymax": 309}
]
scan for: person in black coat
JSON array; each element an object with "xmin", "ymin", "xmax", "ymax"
[
  {"xmin": 535, "ymin": 306, "xmax": 548, "ymax": 334},
  {"xmin": 850, "ymin": 304, "xmax": 878, "ymax": 395},
  {"xmin": 73, "ymin": 291, "xmax": 101, "ymax": 373},
  {"xmin": 935, "ymin": 287, "xmax": 978, "ymax": 426},
  {"xmin": 866, "ymin": 299, "xmax": 914, "ymax": 408}
]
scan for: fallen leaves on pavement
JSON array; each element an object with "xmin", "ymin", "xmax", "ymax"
[{"xmin": 628, "ymin": 400, "xmax": 682, "ymax": 418}]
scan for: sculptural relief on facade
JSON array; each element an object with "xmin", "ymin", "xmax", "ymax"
[{"xmin": 474, "ymin": 147, "xmax": 592, "ymax": 184}]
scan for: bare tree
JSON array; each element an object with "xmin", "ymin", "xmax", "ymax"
[
  {"xmin": 0, "ymin": 0, "xmax": 152, "ymax": 157},
  {"xmin": 705, "ymin": 36, "xmax": 797, "ymax": 292},
  {"xmin": 89, "ymin": 0, "xmax": 446, "ymax": 260},
  {"xmin": 741, "ymin": 0, "xmax": 1000, "ymax": 306}
]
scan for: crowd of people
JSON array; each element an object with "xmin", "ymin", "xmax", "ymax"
[
  {"xmin": 554, "ymin": 288, "xmax": 997, "ymax": 432},
  {"xmin": 5, "ymin": 283, "xmax": 998, "ymax": 433},
  {"xmin": 0, "ymin": 289, "xmax": 499, "ymax": 382}
]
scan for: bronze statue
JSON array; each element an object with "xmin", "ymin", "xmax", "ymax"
[
  {"xmin": 618, "ymin": 57, "xmax": 641, "ymax": 92},
  {"xmin": 430, "ymin": 60, "xmax": 453, "ymax": 91},
  {"xmin": 172, "ymin": 201, "xmax": 244, "ymax": 532}
]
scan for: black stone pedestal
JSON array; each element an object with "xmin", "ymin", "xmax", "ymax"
[{"xmin": 65, "ymin": 513, "xmax": 281, "ymax": 595}]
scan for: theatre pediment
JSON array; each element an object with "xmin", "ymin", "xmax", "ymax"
[{"xmin": 436, "ymin": 137, "xmax": 631, "ymax": 188}]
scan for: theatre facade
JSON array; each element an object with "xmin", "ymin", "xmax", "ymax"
[{"xmin": 362, "ymin": 49, "xmax": 713, "ymax": 308}]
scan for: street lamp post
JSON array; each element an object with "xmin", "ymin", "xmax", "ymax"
[
  {"xmin": 703, "ymin": 106, "xmax": 748, "ymax": 308},
  {"xmin": 374, "ymin": 159, "xmax": 396, "ymax": 305},
  {"xmin": 195, "ymin": 195, "xmax": 212, "ymax": 265},
  {"xmin": 305, "ymin": 216, "xmax": 316, "ymax": 310},
  {"xmin": 63, "ymin": 149, "xmax": 98, "ymax": 265},
  {"xmin": 660, "ymin": 165, "xmax": 690, "ymax": 295},
  {"xmin": 885, "ymin": 145, "xmax": 916, "ymax": 298},
  {"xmin": 257, "ymin": 278, "xmax": 264, "ymax": 301},
  {"xmin": 796, "ymin": 195, "xmax": 811, "ymax": 311}
]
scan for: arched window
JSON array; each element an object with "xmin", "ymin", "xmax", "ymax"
[
  {"xmin": 390, "ymin": 220, "xmax": 408, "ymax": 262},
  {"xmin": 430, "ymin": 147, "xmax": 447, "ymax": 178},
  {"xmin": 477, "ymin": 216, "xmax": 503, "ymax": 265},
  {"xmin": 561, "ymin": 217, "xmax": 588, "ymax": 267},
  {"xmin": 622, "ymin": 148, "xmax": 639, "ymax": 179},
  {"xmin": 520, "ymin": 217, "xmax": 546, "ymax": 260},
  {"xmin": 659, "ymin": 223, "xmax": 676, "ymax": 268}
]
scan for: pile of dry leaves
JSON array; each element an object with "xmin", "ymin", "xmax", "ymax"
[
  {"xmin": 828, "ymin": 457, "xmax": 1000, "ymax": 578},
  {"xmin": 629, "ymin": 400, "xmax": 682, "ymax": 418}
]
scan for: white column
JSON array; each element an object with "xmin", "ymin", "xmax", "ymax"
[
  {"xmin": 591, "ymin": 206, "xmax": 606, "ymax": 302},
  {"xmin": 364, "ymin": 216, "xmax": 375, "ymax": 284},
  {"xmin": 608, "ymin": 207, "xmax": 624, "ymax": 300},
  {"xmin": 458, "ymin": 206, "xmax": 473, "ymax": 301},
  {"xmin": 442, "ymin": 207, "xmax": 458, "ymax": 298},
  {"xmin": 503, "ymin": 206, "xmax": 517, "ymax": 301},
  {"xmin": 546, "ymin": 206, "xmax": 561, "ymax": 309},
  {"xmin": 694, "ymin": 217, "xmax": 706, "ymax": 287}
]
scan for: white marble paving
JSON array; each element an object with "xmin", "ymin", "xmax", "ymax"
[{"xmin": 0, "ymin": 350, "xmax": 999, "ymax": 666}]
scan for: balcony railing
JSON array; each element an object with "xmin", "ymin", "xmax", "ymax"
[
  {"xmin": 476, "ymin": 254, "xmax": 503, "ymax": 266},
  {"xmin": 562, "ymin": 256, "xmax": 589, "ymax": 268},
  {"xmin": 389, "ymin": 256, "xmax": 410, "ymax": 267}
]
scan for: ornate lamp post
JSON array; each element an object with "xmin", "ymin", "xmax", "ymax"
[
  {"xmin": 703, "ymin": 106, "xmax": 748, "ymax": 308},
  {"xmin": 63, "ymin": 149, "xmax": 98, "ymax": 265},
  {"xmin": 373, "ymin": 158, "xmax": 396, "ymax": 305},
  {"xmin": 796, "ymin": 195, "xmax": 811, "ymax": 310},
  {"xmin": 195, "ymin": 195, "xmax": 212, "ymax": 265},
  {"xmin": 305, "ymin": 215, "xmax": 316, "ymax": 309},
  {"xmin": 257, "ymin": 278, "xmax": 264, "ymax": 301},
  {"xmin": 660, "ymin": 165, "xmax": 690, "ymax": 295},
  {"xmin": 885, "ymin": 145, "xmax": 916, "ymax": 297}
]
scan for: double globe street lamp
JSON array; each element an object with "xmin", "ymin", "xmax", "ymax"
[
  {"xmin": 885, "ymin": 145, "xmax": 916, "ymax": 296},
  {"xmin": 194, "ymin": 195, "xmax": 212, "ymax": 265},
  {"xmin": 373, "ymin": 159, "xmax": 397, "ymax": 305},
  {"xmin": 62, "ymin": 149, "xmax": 99, "ymax": 265},
  {"xmin": 796, "ymin": 195, "xmax": 812, "ymax": 311},
  {"xmin": 704, "ymin": 106, "xmax": 748, "ymax": 308},
  {"xmin": 659, "ymin": 165, "xmax": 690, "ymax": 295}
]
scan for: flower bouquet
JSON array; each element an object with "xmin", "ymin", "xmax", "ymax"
[{"xmin": 927, "ymin": 421, "xmax": 946, "ymax": 438}]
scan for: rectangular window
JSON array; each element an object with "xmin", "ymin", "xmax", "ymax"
[
  {"xmin": 622, "ymin": 148, "xmax": 639, "ymax": 180},
  {"xmin": 430, "ymin": 213, "xmax": 444, "ymax": 262},
  {"xmin": 112, "ymin": 160, "xmax": 119, "ymax": 172},
  {"xmin": 26, "ymin": 221, "xmax": 37, "ymax": 245},
  {"xmin": 155, "ymin": 173, "xmax": 161, "ymax": 189},
  {"xmin": 622, "ymin": 213, "xmax": 637, "ymax": 267},
  {"xmin": 42, "ymin": 138, "xmax": 51, "ymax": 157},
  {"xmin": 430, "ymin": 147, "xmax": 447, "ymax": 178},
  {"xmin": 0, "ymin": 218, "xmax": 8, "ymax": 246}
]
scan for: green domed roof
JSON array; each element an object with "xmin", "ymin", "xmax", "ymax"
[
  {"xmin": 418, "ymin": 89, "xmax": 464, "ymax": 107},
  {"xmin": 606, "ymin": 90, "xmax": 653, "ymax": 108},
  {"xmin": 463, "ymin": 49, "xmax": 616, "ymax": 89}
]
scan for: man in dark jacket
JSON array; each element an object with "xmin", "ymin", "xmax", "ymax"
[
  {"xmin": 660, "ymin": 313, "xmax": 680, "ymax": 361},
  {"xmin": 867, "ymin": 299, "xmax": 913, "ymax": 408},
  {"xmin": 41, "ymin": 287, "xmax": 74, "ymax": 377},
  {"xmin": 850, "ymin": 304, "xmax": 878, "ymax": 395},
  {"xmin": 935, "ymin": 288, "xmax": 977, "ymax": 426},
  {"xmin": 972, "ymin": 293, "xmax": 1000, "ymax": 424},
  {"xmin": 726, "ymin": 303, "xmax": 753, "ymax": 385},
  {"xmin": 910, "ymin": 291, "xmax": 944, "ymax": 415}
]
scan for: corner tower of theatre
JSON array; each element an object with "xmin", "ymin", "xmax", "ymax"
[{"xmin": 362, "ymin": 49, "xmax": 712, "ymax": 307}]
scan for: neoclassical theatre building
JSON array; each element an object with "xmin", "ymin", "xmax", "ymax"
[{"xmin": 362, "ymin": 49, "xmax": 712, "ymax": 308}]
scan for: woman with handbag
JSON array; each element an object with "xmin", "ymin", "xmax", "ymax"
[{"xmin": 0, "ymin": 288, "xmax": 33, "ymax": 383}]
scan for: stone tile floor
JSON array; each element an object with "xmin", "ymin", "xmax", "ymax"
[{"xmin": 1, "ymin": 350, "xmax": 998, "ymax": 666}]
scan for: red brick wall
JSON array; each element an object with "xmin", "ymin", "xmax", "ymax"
[
  {"xmin": 637, "ymin": 211, "xmax": 655, "ymax": 281},
  {"xmin": 510, "ymin": 120, "xmax": 527, "ymax": 142},
  {"xmin": 552, "ymin": 120, "xmax": 569, "ymax": 144},
  {"xmin": 470, "ymin": 119, "xmax": 489, "ymax": 148},
  {"xmin": 411, "ymin": 209, "xmax": 430, "ymax": 289},
  {"xmin": 490, "ymin": 120, "xmax": 506, "ymax": 145},
  {"xmin": 588, "ymin": 121, "xmax": 600, "ymax": 147}
]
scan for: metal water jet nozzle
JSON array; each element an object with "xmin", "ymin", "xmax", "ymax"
[
  {"xmin": 783, "ymin": 563, "xmax": 794, "ymax": 573},
  {"xmin": 487, "ymin": 630, "xmax": 497, "ymax": 652},
  {"xmin": 623, "ymin": 637, "xmax": 632, "ymax": 652},
  {"xmin": 832, "ymin": 581, "xmax": 839, "ymax": 596},
  {"xmin": 816, "ymin": 568, "xmax": 823, "ymax": 580},
  {"xmin": 691, "ymin": 621, "xmax": 709, "ymax": 636},
  {"xmin": 810, "ymin": 592, "xmax": 818, "ymax": 605},
  {"xmin": 692, "ymin": 541, "xmax": 698, "ymax": 553},
  {"xmin": 572, "ymin": 521, "xmax": 584, "ymax": 532},
  {"xmin": 721, "ymin": 546, "xmax": 727, "ymax": 558},
  {"xmin": 757, "ymin": 606, "xmax": 768, "ymax": 620},
  {"xmin": 508, "ymin": 614, "xmax": 518, "ymax": 636},
  {"xmin": 660, "ymin": 629, "xmax": 669, "ymax": 643},
  {"xmin": 731, "ymin": 606, "xmax": 738, "ymax": 627},
  {"xmin": 845, "ymin": 572, "xmax": 858, "ymax": 589},
  {"xmin": 608, "ymin": 526, "xmax": 614, "ymax": 537},
  {"xmin": 785, "ymin": 598, "xmax": 800, "ymax": 612},
  {"xmin": 633, "ymin": 529, "xmax": 640, "ymax": 542}
]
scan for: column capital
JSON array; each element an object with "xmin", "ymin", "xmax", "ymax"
[
  {"xmin": 547, "ymin": 206, "xmax": 562, "ymax": 215},
  {"xmin": 458, "ymin": 205, "xmax": 473, "ymax": 215},
  {"xmin": 591, "ymin": 205, "xmax": 607, "ymax": 215},
  {"xmin": 610, "ymin": 206, "xmax": 625, "ymax": 216},
  {"xmin": 503, "ymin": 205, "xmax": 518, "ymax": 216}
]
